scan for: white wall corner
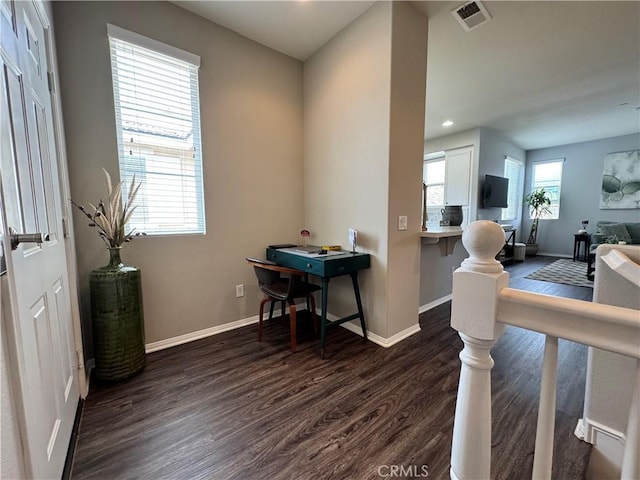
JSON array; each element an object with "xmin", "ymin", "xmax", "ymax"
[
  {"xmin": 578, "ymin": 417, "xmax": 627, "ymax": 480},
  {"xmin": 340, "ymin": 319, "xmax": 421, "ymax": 348},
  {"xmin": 576, "ymin": 417, "xmax": 626, "ymax": 445}
]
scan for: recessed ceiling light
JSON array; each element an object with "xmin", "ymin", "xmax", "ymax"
[{"xmin": 442, "ymin": 120, "xmax": 454, "ymax": 127}]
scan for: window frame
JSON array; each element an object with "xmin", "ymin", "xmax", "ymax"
[
  {"xmin": 501, "ymin": 156, "xmax": 524, "ymax": 222},
  {"xmin": 530, "ymin": 159, "xmax": 564, "ymax": 220},
  {"xmin": 107, "ymin": 24, "xmax": 206, "ymax": 237},
  {"xmin": 423, "ymin": 156, "xmax": 446, "ymax": 224}
]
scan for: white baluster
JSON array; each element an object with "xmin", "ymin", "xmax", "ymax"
[
  {"xmin": 621, "ymin": 360, "xmax": 640, "ymax": 480},
  {"xmin": 450, "ymin": 221, "xmax": 510, "ymax": 480},
  {"xmin": 532, "ymin": 335, "xmax": 558, "ymax": 479}
]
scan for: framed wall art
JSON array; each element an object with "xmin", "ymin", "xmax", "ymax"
[{"xmin": 600, "ymin": 149, "xmax": 640, "ymax": 209}]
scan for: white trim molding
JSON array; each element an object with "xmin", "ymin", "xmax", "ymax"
[
  {"xmin": 321, "ymin": 310, "xmax": 421, "ymax": 348},
  {"xmin": 538, "ymin": 252, "xmax": 572, "ymax": 259},
  {"xmin": 145, "ymin": 315, "xmax": 259, "ymax": 353},
  {"xmin": 575, "ymin": 417, "xmax": 626, "ymax": 446},
  {"xmin": 145, "ymin": 301, "xmax": 424, "ymax": 354},
  {"xmin": 107, "ymin": 23, "xmax": 200, "ymax": 67},
  {"xmin": 419, "ymin": 294, "xmax": 452, "ymax": 314}
]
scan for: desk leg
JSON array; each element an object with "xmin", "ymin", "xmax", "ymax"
[
  {"xmin": 320, "ymin": 278, "xmax": 329, "ymax": 359},
  {"xmin": 351, "ymin": 272, "xmax": 367, "ymax": 341},
  {"xmin": 573, "ymin": 239, "xmax": 578, "ymax": 262}
]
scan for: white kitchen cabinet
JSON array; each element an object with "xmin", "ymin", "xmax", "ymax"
[{"xmin": 445, "ymin": 146, "xmax": 473, "ymax": 207}]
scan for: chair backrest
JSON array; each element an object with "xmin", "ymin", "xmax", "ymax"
[{"xmin": 246, "ymin": 257, "xmax": 281, "ymax": 286}]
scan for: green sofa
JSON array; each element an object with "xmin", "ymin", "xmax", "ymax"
[{"xmin": 589, "ymin": 221, "xmax": 640, "ymax": 252}]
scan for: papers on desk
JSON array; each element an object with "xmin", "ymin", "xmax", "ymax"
[{"xmin": 278, "ymin": 248, "xmax": 349, "ymax": 258}]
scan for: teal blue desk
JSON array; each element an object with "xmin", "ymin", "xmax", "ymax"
[{"xmin": 266, "ymin": 247, "xmax": 370, "ymax": 358}]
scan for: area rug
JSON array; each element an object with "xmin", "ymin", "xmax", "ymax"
[{"xmin": 525, "ymin": 259, "xmax": 594, "ymax": 288}]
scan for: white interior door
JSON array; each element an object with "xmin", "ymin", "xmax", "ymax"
[{"xmin": 1, "ymin": 0, "xmax": 79, "ymax": 478}]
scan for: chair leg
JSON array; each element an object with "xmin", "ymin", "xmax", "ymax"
[
  {"xmin": 259, "ymin": 297, "xmax": 270, "ymax": 342},
  {"xmin": 281, "ymin": 301, "xmax": 285, "ymax": 320},
  {"xmin": 288, "ymin": 300, "xmax": 297, "ymax": 352},
  {"xmin": 308, "ymin": 294, "xmax": 318, "ymax": 335},
  {"xmin": 268, "ymin": 300, "xmax": 275, "ymax": 321}
]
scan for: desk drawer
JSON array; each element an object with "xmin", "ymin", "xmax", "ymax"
[
  {"xmin": 322, "ymin": 254, "xmax": 370, "ymax": 277},
  {"xmin": 266, "ymin": 250, "xmax": 324, "ymax": 276}
]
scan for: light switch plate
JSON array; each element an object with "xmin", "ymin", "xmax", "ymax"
[{"xmin": 398, "ymin": 215, "xmax": 408, "ymax": 231}]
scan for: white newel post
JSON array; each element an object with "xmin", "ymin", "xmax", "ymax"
[
  {"xmin": 450, "ymin": 221, "xmax": 510, "ymax": 480},
  {"xmin": 621, "ymin": 360, "xmax": 640, "ymax": 480}
]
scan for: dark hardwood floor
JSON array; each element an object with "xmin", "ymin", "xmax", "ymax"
[{"xmin": 71, "ymin": 256, "xmax": 593, "ymax": 480}]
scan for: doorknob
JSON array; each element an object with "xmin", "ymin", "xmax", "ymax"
[{"xmin": 9, "ymin": 227, "xmax": 46, "ymax": 250}]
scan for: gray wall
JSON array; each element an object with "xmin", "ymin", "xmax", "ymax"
[
  {"xmin": 419, "ymin": 240, "xmax": 467, "ymax": 307},
  {"xmin": 476, "ymin": 128, "xmax": 526, "ymax": 239},
  {"xmin": 53, "ymin": 1, "xmax": 304, "ymax": 353},
  {"xmin": 525, "ymin": 133, "xmax": 640, "ymax": 257}
]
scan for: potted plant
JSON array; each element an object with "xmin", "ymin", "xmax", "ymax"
[
  {"xmin": 71, "ymin": 169, "xmax": 147, "ymax": 381},
  {"xmin": 525, "ymin": 188, "xmax": 551, "ymax": 256}
]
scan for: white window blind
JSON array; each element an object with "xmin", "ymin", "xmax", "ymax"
[
  {"xmin": 423, "ymin": 158, "xmax": 445, "ymax": 223},
  {"xmin": 531, "ymin": 160, "xmax": 564, "ymax": 220},
  {"xmin": 108, "ymin": 25, "xmax": 205, "ymax": 236},
  {"xmin": 502, "ymin": 156, "xmax": 523, "ymax": 221}
]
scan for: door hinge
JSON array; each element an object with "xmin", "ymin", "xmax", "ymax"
[
  {"xmin": 62, "ymin": 218, "xmax": 69, "ymax": 238},
  {"xmin": 47, "ymin": 71, "xmax": 55, "ymax": 93}
]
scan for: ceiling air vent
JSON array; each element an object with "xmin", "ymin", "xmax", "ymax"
[{"xmin": 452, "ymin": 1, "xmax": 492, "ymax": 32}]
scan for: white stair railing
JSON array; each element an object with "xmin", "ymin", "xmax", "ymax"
[{"xmin": 449, "ymin": 221, "xmax": 640, "ymax": 480}]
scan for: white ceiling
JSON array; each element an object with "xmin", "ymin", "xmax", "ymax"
[
  {"xmin": 176, "ymin": 1, "xmax": 376, "ymax": 60},
  {"xmin": 174, "ymin": 1, "xmax": 640, "ymax": 151}
]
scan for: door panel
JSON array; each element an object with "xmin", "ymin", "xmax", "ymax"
[
  {"xmin": 33, "ymin": 99, "xmax": 58, "ymax": 242},
  {"xmin": 52, "ymin": 277, "xmax": 74, "ymax": 400},
  {"xmin": 1, "ymin": 1, "xmax": 79, "ymax": 478},
  {"xmin": 3, "ymin": 63, "xmax": 33, "ymax": 233}
]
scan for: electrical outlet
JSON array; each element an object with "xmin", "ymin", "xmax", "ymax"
[
  {"xmin": 398, "ymin": 215, "xmax": 408, "ymax": 231},
  {"xmin": 235, "ymin": 284, "xmax": 244, "ymax": 298}
]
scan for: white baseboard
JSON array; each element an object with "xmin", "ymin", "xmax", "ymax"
[
  {"xmin": 320, "ymin": 309, "xmax": 421, "ymax": 348},
  {"xmin": 145, "ymin": 300, "xmax": 310, "ymax": 353},
  {"xmin": 145, "ymin": 314, "xmax": 259, "ymax": 353},
  {"xmin": 577, "ymin": 418, "xmax": 626, "ymax": 480},
  {"xmin": 339, "ymin": 317, "xmax": 421, "ymax": 348},
  {"xmin": 575, "ymin": 417, "xmax": 626, "ymax": 445},
  {"xmin": 419, "ymin": 294, "xmax": 452, "ymax": 314},
  {"xmin": 538, "ymin": 252, "xmax": 572, "ymax": 259},
  {"xmin": 145, "ymin": 299, "xmax": 422, "ymax": 354}
]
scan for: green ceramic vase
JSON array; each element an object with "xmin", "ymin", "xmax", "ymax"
[{"xmin": 90, "ymin": 247, "xmax": 145, "ymax": 381}]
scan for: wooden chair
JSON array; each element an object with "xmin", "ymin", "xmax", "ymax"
[{"xmin": 246, "ymin": 257, "xmax": 321, "ymax": 352}]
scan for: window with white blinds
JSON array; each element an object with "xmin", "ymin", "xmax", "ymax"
[
  {"xmin": 107, "ymin": 24, "xmax": 205, "ymax": 236},
  {"xmin": 501, "ymin": 156, "xmax": 523, "ymax": 221},
  {"xmin": 531, "ymin": 160, "xmax": 564, "ymax": 219},
  {"xmin": 423, "ymin": 158, "xmax": 445, "ymax": 223}
]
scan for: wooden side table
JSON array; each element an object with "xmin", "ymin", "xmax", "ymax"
[{"xmin": 573, "ymin": 233, "xmax": 590, "ymax": 262}]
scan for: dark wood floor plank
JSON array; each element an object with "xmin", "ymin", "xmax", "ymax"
[{"xmin": 71, "ymin": 256, "xmax": 592, "ymax": 480}]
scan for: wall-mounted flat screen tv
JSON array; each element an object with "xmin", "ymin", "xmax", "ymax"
[{"xmin": 483, "ymin": 174, "xmax": 509, "ymax": 208}]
